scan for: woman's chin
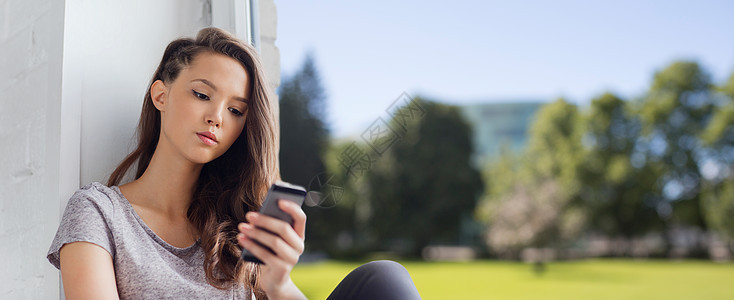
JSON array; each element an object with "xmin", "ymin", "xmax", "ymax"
[{"xmin": 185, "ymin": 151, "xmax": 220, "ymax": 165}]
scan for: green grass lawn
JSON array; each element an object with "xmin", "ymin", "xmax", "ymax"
[{"xmin": 291, "ymin": 259, "xmax": 734, "ymax": 299}]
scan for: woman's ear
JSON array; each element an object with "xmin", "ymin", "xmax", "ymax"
[{"xmin": 150, "ymin": 80, "xmax": 168, "ymax": 112}]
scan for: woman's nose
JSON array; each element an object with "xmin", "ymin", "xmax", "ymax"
[
  {"xmin": 206, "ymin": 105, "xmax": 225, "ymax": 128},
  {"xmin": 207, "ymin": 118, "xmax": 220, "ymax": 128}
]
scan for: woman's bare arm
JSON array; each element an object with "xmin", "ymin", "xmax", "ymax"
[{"xmin": 59, "ymin": 241, "xmax": 120, "ymax": 299}]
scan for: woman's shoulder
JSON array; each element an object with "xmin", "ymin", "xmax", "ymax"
[
  {"xmin": 47, "ymin": 182, "xmax": 124, "ymax": 269},
  {"xmin": 67, "ymin": 181, "xmax": 124, "ymax": 212}
]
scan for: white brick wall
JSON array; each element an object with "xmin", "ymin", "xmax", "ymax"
[{"xmin": 0, "ymin": 0, "xmax": 65, "ymax": 298}]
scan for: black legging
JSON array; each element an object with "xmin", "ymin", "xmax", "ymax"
[{"xmin": 327, "ymin": 260, "xmax": 421, "ymax": 300}]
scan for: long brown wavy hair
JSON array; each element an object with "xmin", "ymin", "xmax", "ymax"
[{"xmin": 107, "ymin": 27, "xmax": 278, "ymax": 298}]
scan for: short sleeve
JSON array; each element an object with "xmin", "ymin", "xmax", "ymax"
[{"xmin": 46, "ymin": 184, "xmax": 116, "ymax": 269}]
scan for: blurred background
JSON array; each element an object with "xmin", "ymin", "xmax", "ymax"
[
  {"xmin": 1, "ymin": 0, "xmax": 733, "ymax": 299},
  {"xmin": 277, "ymin": 1, "xmax": 734, "ymax": 299}
]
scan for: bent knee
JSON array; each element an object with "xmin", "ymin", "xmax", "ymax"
[
  {"xmin": 360, "ymin": 260, "xmax": 408, "ymax": 274},
  {"xmin": 354, "ymin": 260, "xmax": 413, "ymax": 284}
]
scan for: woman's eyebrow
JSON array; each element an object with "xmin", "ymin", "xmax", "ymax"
[
  {"xmin": 192, "ymin": 78, "xmax": 217, "ymax": 90},
  {"xmin": 192, "ymin": 78, "xmax": 248, "ymax": 103}
]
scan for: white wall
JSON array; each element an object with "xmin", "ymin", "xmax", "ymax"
[
  {"xmin": 0, "ymin": 0, "xmax": 279, "ymax": 298},
  {"xmin": 0, "ymin": 0, "xmax": 65, "ymax": 298},
  {"xmin": 259, "ymin": 0, "xmax": 281, "ymax": 94}
]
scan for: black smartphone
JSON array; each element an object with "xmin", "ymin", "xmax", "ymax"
[{"xmin": 241, "ymin": 181, "xmax": 307, "ymax": 264}]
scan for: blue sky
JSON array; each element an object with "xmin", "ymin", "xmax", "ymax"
[{"xmin": 276, "ymin": 0, "xmax": 734, "ymax": 138}]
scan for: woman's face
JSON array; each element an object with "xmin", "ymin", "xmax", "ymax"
[{"xmin": 152, "ymin": 51, "xmax": 251, "ymax": 165}]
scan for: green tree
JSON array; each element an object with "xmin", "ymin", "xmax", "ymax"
[
  {"xmin": 479, "ymin": 99, "xmax": 586, "ymax": 257},
  {"xmin": 525, "ymin": 98, "xmax": 584, "ymax": 190},
  {"xmin": 701, "ymin": 71, "xmax": 734, "ymax": 150},
  {"xmin": 279, "ymin": 53, "xmax": 328, "ymax": 186},
  {"xmin": 638, "ymin": 61, "xmax": 715, "ymax": 228},
  {"xmin": 366, "ymin": 98, "xmax": 483, "ymax": 256},
  {"xmin": 524, "ymin": 98, "xmax": 587, "ymax": 246},
  {"xmin": 278, "ymin": 53, "xmax": 334, "ymax": 254},
  {"xmin": 578, "ymin": 93, "xmax": 662, "ymax": 242},
  {"xmin": 301, "ymin": 140, "xmax": 389, "ymax": 258},
  {"xmin": 700, "ymin": 72, "xmax": 734, "ymax": 244}
]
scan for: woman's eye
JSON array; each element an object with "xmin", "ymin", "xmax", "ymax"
[
  {"xmin": 193, "ymin": 90, "xmax": 210, "ymax": 100},
  {"xmin": 229, "ymin": 107, "xmax": 244, "ymax": 117}
]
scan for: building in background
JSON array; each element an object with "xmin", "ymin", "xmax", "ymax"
[{"xmin": 460, "ymin": 101, "xmax": 544, "ymax": 168}]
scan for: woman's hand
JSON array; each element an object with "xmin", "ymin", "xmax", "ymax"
[{"xmin": 237, "ymin": 200, "xmax": 307, "ymax": 299}]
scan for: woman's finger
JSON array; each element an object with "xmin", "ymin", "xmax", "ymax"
[
  {"xmin": 237, "ymin": 231, "xmax": 288, "ymax": 267},
  {"xmin": 278, "ymin": 200, "xmax": 307, "ymax": 239},
  {"xmin": 239, "ymin": 223, "xmax": 300, "ymax": 265},
  {"xmin": 245, "ymin": 210, "xmax": 304, "ymax": 254}
]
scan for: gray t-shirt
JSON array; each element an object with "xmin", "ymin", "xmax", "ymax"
[{"xmin": 47, "ymin": 182, "xmax": 251, "ymax": 299}]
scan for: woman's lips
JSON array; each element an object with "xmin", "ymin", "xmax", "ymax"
[{"xmin": 197, "ymin": 132, "xmax": 218, "ymax": 145}]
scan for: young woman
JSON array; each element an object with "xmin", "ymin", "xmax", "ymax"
[{"xmin": 46, "ymin": 28, "xmax": 420, "ymax": 299}]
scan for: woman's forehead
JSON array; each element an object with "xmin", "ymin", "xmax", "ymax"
[{"xmin": 180, "ymin": 52, "xmax": 251, "ymax": 95}]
